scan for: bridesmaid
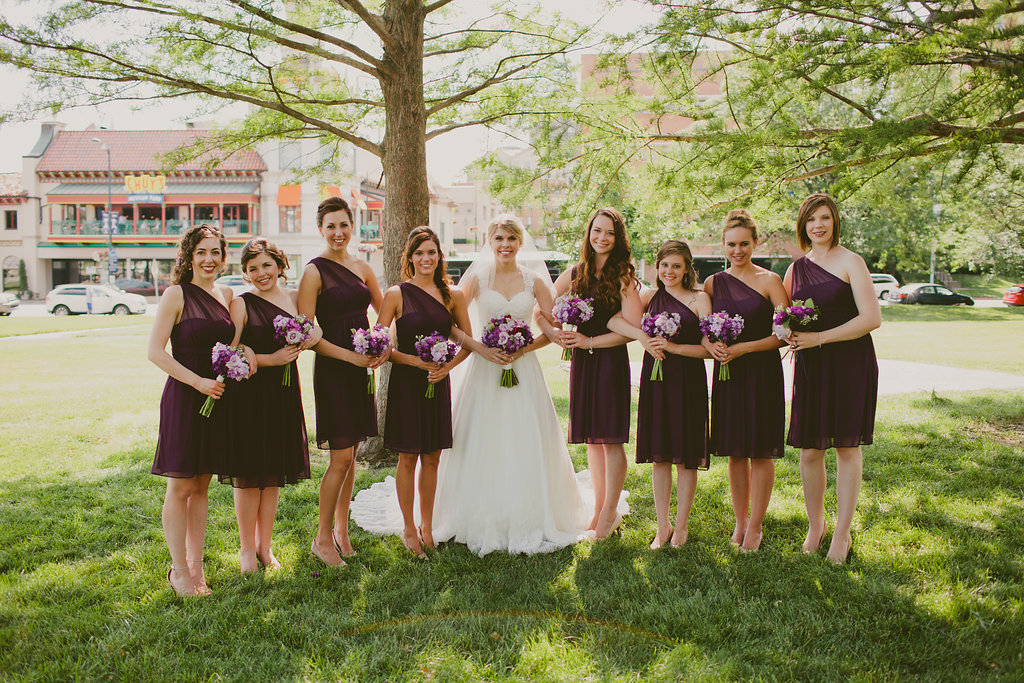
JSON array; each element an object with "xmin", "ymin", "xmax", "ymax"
[
  {"xmin": 609, "ymin": 240, "xmax": 711, "ymax": 548},
  {"xmin": 298, "ymin": 196, "xmax": 387, "ymax": 567},
  {"xmin": 224, "ymin": 238, "xmax": 319, "ymax": 573},
  {"xmin": 784, "ymin": 193, "xmax": 879, "ymax": 564},
  {"xmin": 378, "ymin": 227, "xmax": 472, "ymax": 558},
  {"xmin": 148, "ymin": 225, "xmax": 244, "ymax": 596},
  {"xmin": 702, "ymin": 209, "xmax": 789, "ymax": 552},
  {"xmin": 550, "ymin": 207, "xmax": 642, "ymax": 539}
]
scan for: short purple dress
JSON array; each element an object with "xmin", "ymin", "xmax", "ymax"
[
  {"xmin": 636, "ymin": 289, "xmax": 709, "ymax": 468},
  {"xmin": 568, "ymin": 268, "xmax": 631, "ymax": 445},
  {"xmin": 152, "ymin": 283, "xmax": 234, "ymax": 478},
  {"xmin": 383, "ymin": 283, "xmax": 454, "ymax": 454},
  {"xmin": 786, "ymin": 257, "xmax": 878, "ymax": 449},
  {"xmin": 708, "ymin": 272, "xmax": 785, "ymax": 459},
  {"xmin": 220, "ymin": 293, "xmax": 310, "ymax": 488},
  {"xmin": 310, "ymin": 257, "xmax": 377, "ymax": 450}
]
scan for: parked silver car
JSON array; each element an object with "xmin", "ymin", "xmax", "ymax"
[
  {"xmin": 45, "ymin": 284, "xmax": 147, "ymax": 316},
  {"xmin": 870, "ymin": 273, "xmax": 900, "ymax": 299},
  {"xmin": 0, "ymin": 291, "xmax": 19, "ymax": 316}
]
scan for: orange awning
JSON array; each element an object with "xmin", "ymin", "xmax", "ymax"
[
  {"xmin": 277, "ymin": 184, "xmax": 301, "ymax": 206},
  {"xmin": 322, "ymin": 185, "xmax": 342, "ymax": 199}
]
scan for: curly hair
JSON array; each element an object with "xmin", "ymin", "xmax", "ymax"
[
  {"xmin": 571, "ymin": 207, "xmax": 637, "ymax": 309},
  {"xmin": 795, "ymin": 193, "xmax": 841, "ymax": 251},
  {"xmin": 655, "ymin": 240, "xmax": 698, "ymax": 291},
  {"xmin": 172, "ymin": 224, "xmax": 226, "ymax": 285},
  {"xmin": 240, "ymin": 237, "xmax": 290, "ymax": 276},
  {"xmin": 316, "ymin": 196, "xmax": 353, "ymax": 227},
  {"xmin": 401, "ymin": 226, "xmax": 453, "ymax": 307},
  {"xmin": 721, "ymin": 208, "xmax": 759, "ymax": 241}
]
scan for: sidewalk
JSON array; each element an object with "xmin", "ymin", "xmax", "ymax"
[{"xmin": 628, "ymin": 358, "xmax": 1024, "ymax": 398}]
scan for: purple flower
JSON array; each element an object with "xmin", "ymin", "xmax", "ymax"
[
  {"xmin": 552, "ymin": 295, "xmax": 594, "ymax": 361},
  {"xmin": 641, "ymin": 311, "xmax": 682, "ymax": 381},
  {"xmin": 272, "ymin": 314, "xmax": 314, "ymax": 386},
  {"xmin": 200, "ymin": 343, "xmax": 251, "ymax": 417},
  {"xmin": 481, "ymin": 314, "xmax": 534, "ymax": 388},
  {"xmin": 414, "ymin": 331, "xmax": 460, "ymax": 398},
  {"xmin": 699, "ymin": 312, "xmax": 745, "ymax": 381},
  {"xmin": 772, "ymin": 298, "xmax": 819, "ymax": 340},
  {"xmin": 351, "ymin": 324, "xmax": 391, "ymax": 394}
]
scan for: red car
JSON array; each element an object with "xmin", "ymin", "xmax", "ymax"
[{"xmin": 1004, "ymin": 284, "xmax": 1024, "ymax": 306}]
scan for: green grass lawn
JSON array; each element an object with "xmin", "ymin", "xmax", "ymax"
[
  {"xmin": 955, "ymin": 274, "xmax": 1019, "ymax": 298},
  {"xmin": 1, "ymin": 327, "xmax": 1022, "ymax": 679},
  {"xmin": 0, "ymin": 314, "xmax": 149, "ymax": 338}
]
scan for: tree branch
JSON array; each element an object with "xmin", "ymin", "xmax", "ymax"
[{"xmin": 332, "ymin": 0, "xmax": 397, "ymax": 53}]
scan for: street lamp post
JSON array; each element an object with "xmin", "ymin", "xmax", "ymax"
[
  {"xmin": 931, "ymin": 203, "xmax": 941, "ymax": 285},
  {"xmin": 91, "ymin": 137, "xmax": 114, "ymax": 283}
]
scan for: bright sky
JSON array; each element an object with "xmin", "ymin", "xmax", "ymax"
[{"xmin": 0, "ymin": 1, "xmax": 660, "ymax": 184}]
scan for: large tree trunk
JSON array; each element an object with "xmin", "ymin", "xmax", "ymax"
[{"xmin": 357, "ymin": 0, "xmax": 430, "ymax": 467}]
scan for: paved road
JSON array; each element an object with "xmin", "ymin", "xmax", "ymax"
[{"xmin": 627, "ymin": 357, "xmax": 1024, "ymax": 398}]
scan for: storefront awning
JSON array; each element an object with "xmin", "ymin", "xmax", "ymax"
[
  {"xmin": 277, "ymin": 185, "xmax": 301, "ymax": 206},
  {"xmin": 48, "ymin": 181, "xmax": 259, "ymax": 196}
]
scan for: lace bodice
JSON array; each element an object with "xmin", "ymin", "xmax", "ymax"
[{"xmin": 473, "ymin": 266, "xmax": 536, "ymax": 325}]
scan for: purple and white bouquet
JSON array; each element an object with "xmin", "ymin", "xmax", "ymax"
[
  {"xmin": 772, "ymin": 299, "xmax": 819, "ymax": 341},
  {"xmin": 481, "ymin": 314, "xmax": 534, "ymax": 388},
  {"xmin": 272, "ymin": 313, "xmax": 314, "ymax": 386},
  {"xmin": 414, "ymin": 331, "xmax": 460, "ymax": 398},
  {"xmin": 699, "ymin": 311, "xmax": 745, "ymax": 381},
  {"xmin": 552, "ymin": 294, "xmax": 595, "ymax": 361},
  {"xmin": 351, "ymin": 323, "xmax": 391, "ymax": 394},
  {"xmin": 200, "ymin": 342, "xmax": 250, "ymax": 417},
  {"xmin": 641, "ymin": 311, "xmax": 682, "ymax": 381}
]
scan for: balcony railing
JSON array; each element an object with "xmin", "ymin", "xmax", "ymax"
[{"xmin": 53, "ymin": 219, "xmax": 255, "ymax": 237}]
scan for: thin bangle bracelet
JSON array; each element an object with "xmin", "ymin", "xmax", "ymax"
[{"xmin": 588, "ymin": 336, "xmax": 594, "ymax": 354}]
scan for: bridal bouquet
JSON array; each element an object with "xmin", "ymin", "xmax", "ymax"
[
  {"xmin": 351, "ymin": 323, "xmax": 390, "ymax": 394},
  {"xmin": 641, "ymin": 311, "xmax": 682, "ymax": 381},
  {"xmin": 200, "ymin": 342, "xmax": 250, "ymax": 417},
  {"xmin": 552, "ymin": 294, "xmax": 594, "ymax": 361},
  {"xmin": 272, "ymin": 313, "xmax": 314, "ymax": 386},
  {"xmin": 481, "ymin": 314, "xmax": 534, "ymax": 388},
  {"xmin": 414, "ymin": 331, "xmax": 460, "ymax": 398},
  {"xmin": 772, "ymin": 299, "xmax": 819, "ymax": 341},
  {"xmin": 699, "ymin": 311, "xmax": 744, "ymax": 381}
]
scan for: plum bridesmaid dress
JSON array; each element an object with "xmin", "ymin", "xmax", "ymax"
[
  {"xmin": 707, "ymin": 272, "xmax": 785, "ymax": 460},
  {"xmin": 786, "ymin": 257, "xmax": 878, "ymax": 449}
]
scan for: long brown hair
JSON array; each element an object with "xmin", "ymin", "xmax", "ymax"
[
  {"xmin": 571, "ymin": 207, "xmax": 637, "ymax": 309},
  {"xmin": 172, "ymin": 224, "xmax": 226, "ymax": 285},
  {"xmin": 655, "ymin": 240, "xmax": 697, "ymax": 291},
  {"xmin": 795, "ymin": 193, "xmax": 841, "ymax": 251},
  {"xmin": 401, "ymin": 226, "xmax": 452, "ymax": 307}
]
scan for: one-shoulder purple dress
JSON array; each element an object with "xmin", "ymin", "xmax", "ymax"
[
  {"xmin": 786, "ymin": 257, "xmax": 878, "ymax": 449},
  {"xmin": 383, "ymin": 283, "xmax": 454, "ymax": 454},
  {"xmin": 636, "ymin": 289, "xmax": 709, "ymax": 469},
  {"xmin": 708, "ymin": 272, "xmax": 785, "ymax": 459},
  {"xmin": 568, "ymin": 267, "xmax": 631, "ymax": 445},
  {"xmin": 310, "ymin": 257, "xmax": 377, "ymax": 450},
  {"xmin": 152, "ymin": 283, "xmax": 234, "ymax": 478},
  {"xmin": 220, "ymin": 293, "xmax": 310, "ymax": 488}
]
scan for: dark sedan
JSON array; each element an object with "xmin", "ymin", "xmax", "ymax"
[
  {"xmin": 892, "ymin": 283, "xmax": 974, "ymax": 305},
  {"xmin": 114, "ymin": 278, "xmax": 167, "ymax": 296}
]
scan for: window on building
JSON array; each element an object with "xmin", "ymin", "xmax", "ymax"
[
  {"xmin": 280, "ymin": 206, "xmax": 300, "ymax": 233},
  {"xmin": 4, "ymin": 210, "xmax": 16, "ymax": 230}
]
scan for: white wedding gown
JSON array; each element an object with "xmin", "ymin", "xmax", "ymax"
[{"xmin": 350, "ymin": 265, "xmax": 628, "ymax": 556}]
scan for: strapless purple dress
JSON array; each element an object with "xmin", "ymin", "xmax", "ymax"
[
  {"xmin": 786, "ymin": 257, "xmax": 878, "ymax": 449},
  {"xmin": 568, "ymin": 268, "xmax": 630, "ymax": 445},
  {"xmin": 383, "ymin": 282, "xmax": 454, "ymax": 454},
  {"xmin": 310, "ymin": 257, "xmax": 377, "ymax": 450},
  {"xmin": 636, "ymin": 289, "xmax": 709, "ymax": 468},
  {"xmin": 220, "ymin": 293, "xmax": 310, "ymax": 488},
  {"xmin": 707, "ymin": 272, "xmax": 785, "ymax": 459},
  {"xmin": 152, "ymin": 283, "xmax": 234, "ymax": 477}
]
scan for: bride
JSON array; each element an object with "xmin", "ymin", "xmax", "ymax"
[{"xmin": 351, "ymin": 214, "xmax": 627, "ymax": 556}]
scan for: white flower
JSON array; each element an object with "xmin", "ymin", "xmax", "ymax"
[
  {"xmin": 498, "ymin": 330, "xmax": 510, "ymax": 346},
  {"xmin": 773, "ymin": 323, "xmax": 790, "ymax": 340},
  {"xmin": 285, "ymin": 329, "xmax": 303, "ymax": 344}
]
